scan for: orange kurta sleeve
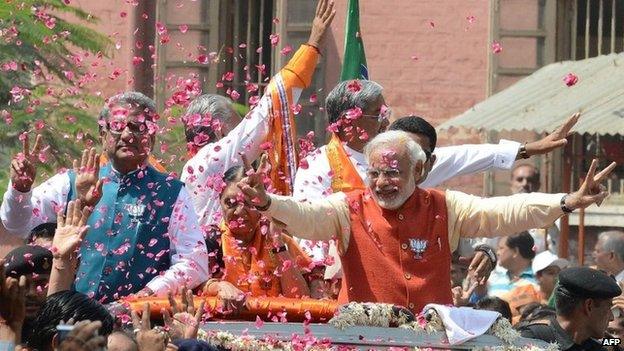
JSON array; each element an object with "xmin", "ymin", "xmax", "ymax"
[{"xmin": 265, "ymin": 45, "xmax": 320, "ymax": 196}]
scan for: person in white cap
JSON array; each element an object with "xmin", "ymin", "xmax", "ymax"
[{"xmin": 532, "ymin": 250, "xmax": 569, "ymax": 305}]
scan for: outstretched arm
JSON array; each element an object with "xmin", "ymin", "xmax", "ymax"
[
  {"xmin": 422, "ymin": 113, "xmax": 580, "ymax": 188},
  {"xmin": 48, "ymin": 200, "xmax": 92, "ymax": 296},
  {"xmin": 237, "ymin": 155, "xmax": 350, "ymax": 247},
  {"xmin": 447, "ymin": 159, "xmax": 615, "ymax": 248}
]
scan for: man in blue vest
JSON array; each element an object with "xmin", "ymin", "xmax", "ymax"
[{"xmin": 1, "ymin": 92, "xmax": 208, "ymax": 303}]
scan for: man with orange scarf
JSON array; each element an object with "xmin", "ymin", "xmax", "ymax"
[
  {"xmin": 180, "ymin": 0, "xmax": 335, "ymax": 231},
  {"xmin": 238, "ymin": 130, "xmax": 615, "ymax": 313}
]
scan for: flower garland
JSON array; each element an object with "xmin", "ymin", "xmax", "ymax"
[{"xmin": 197, "ymin": 303, "xmax": 559, "ymax": 351}]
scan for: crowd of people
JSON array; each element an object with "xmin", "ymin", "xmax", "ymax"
[{"xmin": 0, "ymin": 0, "xmax": 622, "ymax": 350}]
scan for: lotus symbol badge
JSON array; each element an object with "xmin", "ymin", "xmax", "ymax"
[{"xmin": 409, "ymin": 238, "xmax": 428, "ymax": 260}]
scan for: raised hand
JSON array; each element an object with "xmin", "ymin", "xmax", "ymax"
[
  {"xmin": 10, "ymin": 133, "xmax": 43, "ymax": 192},
  {"xmin": 523, "ymin": 112, "xmax": 580, "ymax": 158},
  {"xmin": 52, "ymin": 200, "xmax": 92, "ymax": 260},
  {"xmin": 464, "ymin": 251, "xmax": 494, "ymax": 285},
  {"xmin": 73, "ymin": 148, "xmax": 103, "ymax": 208},
  {"xmin": 163, "ymin": 288, "xmax": 205, "ymax": 340},
  {"xmin": 451, "ymin": 281, "xmax": 478, "ymax": 307},
  {"xmin": 565, "ymin": 159, "xmax": 617, "ymax": 211},
  {"xmin": 307, "ymin": 0, "xmax": 336, "ymax": 49},
  {"xmin": 132, "ymin": 303, "xmax": 167, "ymax": 351},
  {"xmin": 237, "ymin": 154, "xmax": 271, "ymax": 209}
]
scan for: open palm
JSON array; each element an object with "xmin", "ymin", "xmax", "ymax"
[
  {"xmin": 53, "ymin": 200, "xmax": 92, "ymax": 259},
  {"xmin": 73, "ymin": 148, "xmax": 103, "ymax": 208}
]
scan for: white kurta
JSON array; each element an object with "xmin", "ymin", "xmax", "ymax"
[{"xmin": 180, "ymin": 85, "xmax": 307, "ymax": 229}]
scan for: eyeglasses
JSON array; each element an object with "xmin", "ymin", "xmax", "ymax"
[
  {"xmin": 366, "ymin": 168, "xmax": 401, "ymax": 180},
  {"xmin": 362, "ymin": 106, "xmax": 391, "ymax": 123},
  {"xmin": 106, "ymin": 121, "xmax": 150, "ymax": 137}
]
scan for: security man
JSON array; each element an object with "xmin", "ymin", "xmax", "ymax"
[{"xmin": 518, "ymin": 267, "xmax": 622, "ymax": 350}]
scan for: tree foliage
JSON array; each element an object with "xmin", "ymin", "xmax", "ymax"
[{"xmin": 0, "ymin": 0, "xmax": 111, "ymax": 195}]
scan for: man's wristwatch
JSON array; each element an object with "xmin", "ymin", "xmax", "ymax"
[
  {"xmin": 474, "ymin": 245, "xmax": 497, "ymax": 266},
  {"xmin": 560, "ymin": 194, "xmax": 574, "ymax": 213},
  {"xmin": 255, "ymin": 197, "xmax": 272, "ymax": 211},
  {"xmin": 518, "ymin": 142, "xmax": 530, "ymax": 159}
]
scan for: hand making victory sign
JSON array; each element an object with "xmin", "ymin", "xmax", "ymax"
[
  {"xmin": 237, "ymin": 153, "xmax": 272, "ymax": 210},
  {"xmin": 10, "ymin": 133, "xmax": 43, "ymax": 193},
  {"xmin": 564, "ymin": 159, "xmax": 617, "ymax": 210}
]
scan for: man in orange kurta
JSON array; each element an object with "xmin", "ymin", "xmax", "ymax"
[{"xmin": 237, "ymin": 130, "xmax": 614, "ymax": 313}]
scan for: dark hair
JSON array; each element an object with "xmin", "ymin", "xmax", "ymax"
[
  {"xmin": 475, "ymin": 296, "xmax": 513, "ymax": 322},
  {"xmin": 555, "ymin": 287, "xmax": 584, "ymax": 317},
  {"xmin": 223, "ymin": 165, "xmax": 245, "ymax": 185},
  {"xmin": 388, "ymin": 115, "xmax": 437, "ymax": 151},
  {"xmin": 27, "ymin": 290, "xmax": 114, "ymax": 350},
  {"xmin": 28, "ymin": 222, "xmax": 57, "ymax": 243},
  {"xmin": 505, "ymin": 232, "xmax": 536, "ymax": 260},
  {"xmin": 519, "ymin": 303, "xmax": 555, "ymax": 322}
]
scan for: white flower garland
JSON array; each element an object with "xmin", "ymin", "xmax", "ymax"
[{"xmin": 197, "ymin": 304, "xmax": 558, "ymax": 351}]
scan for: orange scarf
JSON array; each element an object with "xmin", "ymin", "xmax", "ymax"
[
  {"xmin": 326, "ymin": 133, "xmax": 366, "ymax": 192},
  {"xmin": 99, "ymin": 154, "xmax": 166, "ymax": 173},
  {"xmin": 220, "ymin": 221, "xmax": 282, "ymax": 297},
  {"xmin": 220, "ymin": 221, "xmax": 312, "ymax": 297}
]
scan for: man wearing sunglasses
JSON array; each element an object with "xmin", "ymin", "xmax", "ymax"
[{"xmin": 1, "ymin": 92, "xmax": 209, "ymax": 303}]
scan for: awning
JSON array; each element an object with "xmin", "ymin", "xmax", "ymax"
[{"xmin": 438, "ymin": 53, "xmax": 624, "ymax": 136}]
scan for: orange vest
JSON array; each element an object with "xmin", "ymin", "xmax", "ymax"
[{"xmin": 338, "ymin": 187, "xmax": 452, "ymax": 313}]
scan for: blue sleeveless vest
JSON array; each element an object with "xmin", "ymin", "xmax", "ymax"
[{"xmin": 68, "ymin": 164, "xmax": 183, "ymax": 303}]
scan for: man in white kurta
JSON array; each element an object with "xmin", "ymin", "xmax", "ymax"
[{"xmin": 180, "ymin": 2, "xmax": 332, "ymax": 229}]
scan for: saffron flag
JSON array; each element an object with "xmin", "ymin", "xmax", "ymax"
[{"xmin": 340, "ymin": 0, "xmax": 369, "ymax": 80}]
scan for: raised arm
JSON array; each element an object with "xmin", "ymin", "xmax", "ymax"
[
  {"xmin": 421, "ymin": 112, "xmax": 580, "ymax": 188},
  {"xmin": 447, "ymin": 159, "xmax": 615, "ymax": 248},
  {"xmin": 48, "ymin": 200, "xmax": 91, "ymax": 296},
  {"xmin": 421, "ymin": 141, "xmax": 520, "ymax": 187},
  {"xmin": 236, "ymin": 155, "xmax": 350, "ymax": 246}
]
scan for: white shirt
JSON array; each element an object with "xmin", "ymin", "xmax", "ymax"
[
  {"xmin": 616, "ymin": 270, "xmax": 624, "ymax": 284},
  {"xmin": 293, "ymin": 139, "xmax": 521, "ymax": 261},
  {"xmin": 181, "ymin": 87, "xmax": 305, "ymax": 228},
  {"xmin": 0, "ymin": 170, "xmax": 209, "ymax": 296}
]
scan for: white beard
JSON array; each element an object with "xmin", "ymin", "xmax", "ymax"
[{"xmin": 373, "ymin": 174, "xmax": 416, "ymax": 210}]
